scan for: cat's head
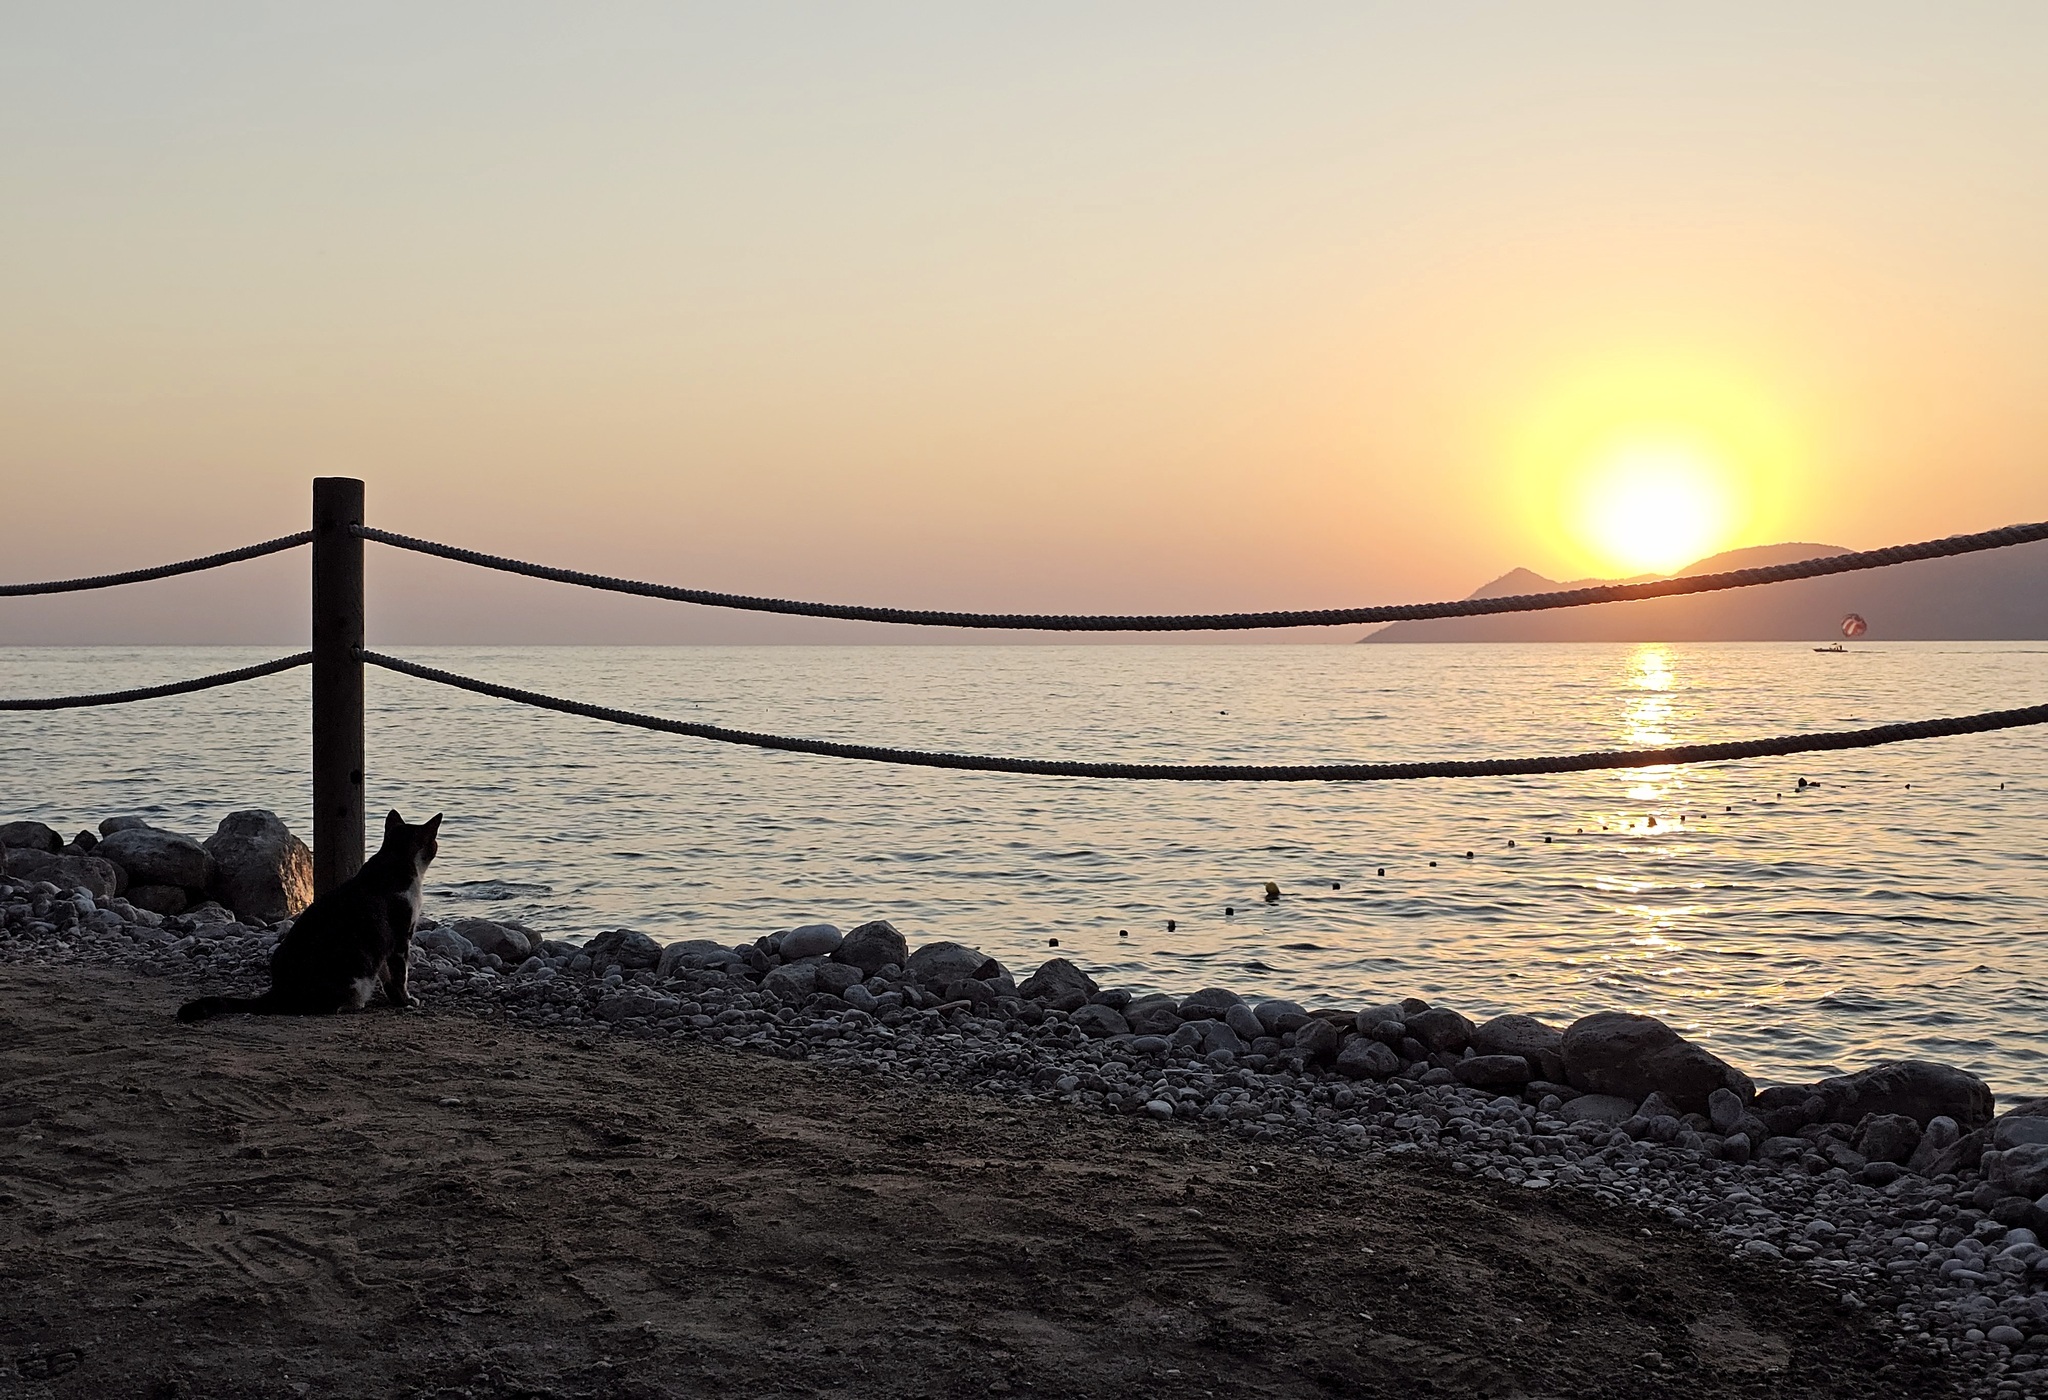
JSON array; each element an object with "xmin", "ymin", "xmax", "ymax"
[{"xmin": 382, "ymin": 809, "xmax": 443, "ymax": 874}]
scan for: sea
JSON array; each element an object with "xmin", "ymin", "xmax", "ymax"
[{"xmin": 4, "ymin": 642, "xmax": 2045, "ymax": 1099}]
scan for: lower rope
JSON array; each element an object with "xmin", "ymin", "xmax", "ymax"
[
  {"xmin": 360, "ymin": 650, "xmax": 2048, "ymax": 781},
  {"xmin": 0, "ymin": 653, "xmax": 312, "ymax": 710}
]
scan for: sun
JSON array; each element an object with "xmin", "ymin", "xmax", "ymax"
[{"xmin": 1574, "ymin": 438, "xmax": 1733, "ymax": 575}]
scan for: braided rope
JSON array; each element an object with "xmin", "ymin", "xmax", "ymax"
[
  {"xmin": 0, "ymin": 532, "xmax": 313, "ymax": 597},
  {"xmin": 355, "ymin": 519, "xmax": 2048, "ymax": 631},
  {"xmin": 361, "ymin": 650, "xmax": 2048, "ymax": 780},
  {"xmin": 0, "ymin": 653, "xmax": 312, "ymax": 711}
]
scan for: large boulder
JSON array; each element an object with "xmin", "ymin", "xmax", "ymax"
[
  {"xmin": 581, "ymin": 927, "xmax": 664, "ymax": 972},
  {"xmin": 203, "ymin": 810, "xmax": 313, "ymax": 921},
  {"xmin": 415, "ymin": 925, "xmax": 478, "ymax": 962},
  {"xmin": 449, "ymin": 918, "xmax": 533, "ymax": 962},
  {"xmin": 1853, "ymin": 1113, "xmax": 1923, "ymax": 1166},
  {"xmin": 0, "ymin": 820, "xmax": 61, "ymax": 853},
  {"xmin": 777, "ymin": 923, "xmax": 843, "ymax": 960},
  {"xmin": 95, "ymin": 825, "xmax": 215, "ymax": 893},
  {"xmin": 3, "ymin": 849, "xmax": 122, "ymax": 900},
  {"xmin": 99, "ymin": 816, "xmax": 150, "ymax": 836},
  {"xmin": 1812, "ymin": 1060, "xmax": 1995, "ymax": 1131},
  {"xmin": 1470, "ymin": 1014, "xmax": 1566, "ymax": 1080},
  {"xmin": 1177, "ymin": 987, "xmax": 1245, "ymax": 1021},
  {"xmin": 1454, "ymin": 1054, "xmax": 1536, "ymax": 1090},
  {"xmin": 1404, "ymin": 1007, "xmax": 1473, "ymax": 1053},
  {"xmin": 1256, "ymin": 999, "xmax": 1311, "ymax": 1034},
  {"xmin": 761, "ymin": 962, "xmax": 818, "ymax": 1002},
  {"xmin": 658, "ymin": 939, "xmax": 737, "ymax": 977},
  {"xmin": 905, "ymin": 941, "xmax": 1004, "ymax": 988},
  {"xmin": 126, "ymin": 884, "xmax": 187, "ymax": 915},
  {"xmin": 1561, "ymin": 1094, "xmax": 1638, "ymax": 1127},
  {"xmin": 1018, "ymin": 958, "xmax": 1098, "ymax": 1011},
  {"xmin": 1291, "ymin": 1018, "xmax": 1343, "ymax": 1065},
  {"xmin": 831, "ymin": 920, "xmax": 909, "ymax": 976},
  {"xmin": 1124, "ymin": 994, "xmax": 1183, "ymax": 1037},
  {"xmin": 1560, "ymin": 1012, "xmax": 1753, "ymax": 1116},
  {"xmin": 1993, "ymin": 1098, "xmax": 2048, "ymax": 1151},
  {"xmin": 1984, "ymin": 1144, "xmax": 2048, "ymax": 1201},
  {"xmin": 1070, "ymin": 1004, "xmax": 1130, "ymax": 1039},
  {"xmin": 1334, "ymin": 1036, "xmax": 1401, "ymax": 1079}
]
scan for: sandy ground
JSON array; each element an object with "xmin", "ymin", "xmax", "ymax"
[{"xmin": 0, "ymin": 961, "xmax": 1949, "ymax": 1400}]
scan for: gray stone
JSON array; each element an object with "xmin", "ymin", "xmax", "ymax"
[
  {"xmin": 1906, "ymin": 1115, "xmax": 1961, "ymax": 1173},
  {"xmin": 1018, "ymin": 957, "xmax": 1098, "ymax": 1011},
  {"xmin": 450, "ymin": 918, "xmax": 531, "ymax": 962},
  {"xmin": 1993, "ymin": 1099, "xmax": 2048, "ymax": 1150},
  {"xmin": 99, "ymin": 816, "xmax": 150, "ymax": 836},
  {"xmin": 656, "ymin": 939, "xmax": 733, "ymax": 977},
  {"xmin": 1707, "ymin": 1087, "xmax": 1744, "ymax": 1135},
  {"xmin": 1253, "ymin": 999, "xmax": 1310, "ymax": 1034},
  {"xmin": 1853, "ymin": 1112, "xmax": 1922, "ymax": 1165},
  {"xmin": 95, "ymin": 826, "xmax": 215, "ymax": 892},
  {"xmin": 1638, "ymin": 1091, "xmax": 1685, "ymax": 1121},
  {"xmin": 905, "ymin": 941, "xmax": 1004, "ymax": 988},
  {"xmin": 1334, "ymin": 1036, "xmax": 1401, "ymax": 1079},
  {"xmin": 832, "ymin": 920, "xmax": 909, "ymax": 976},
  {"xmin": 1125, "ymin": 994, "xmax": 1182, "ymax": 1036},
  {"xmin": 581, "ymin": 927, "xmax": 664, "ymax": 971},
  {"xmin": 70, "ymin": 829, "xmax": 98, "ymax": 852},
  {"xmin": 1200, "ymin": 1021, "xmax": 1245, "ymax": 1056},
  {"xmin": 0, "ymin": 820, "xmax": 61, "ymax": 852},
  {"xmin": 1988, "ymin": 1325, "xmax": 2026, "ymax": 1348},
  {"xmin": 1223, "ymin": 1003, "xmax": 1264, "ymax": 1044},
  {"xmin": 1177, "ymin": 986, "xmax": 1244, "ymax": 1021},
  {"xmin": 1292, "ymin": 1018, "xmax": 1342, "ymax": 1064},
  {"xmin": 777, "ymin": 923, "xmax": 843, "ymax": 959},
  {"xmin": 1469, "ymin": 1013, "xmax": 1566, "ymax": 1079},
  {"xmin": 4, "ymin": 850, "xmax": 123, "ymax": 900},
  {"xmin": 1560, "ymin": 1011, "xmax": 1753, "ymax": 1116},
  {"xmin": 1813, "ymin": 1059, "xmax": 1995, "ymax": 1131},
  {"xmin": 1362, "ymin": 1017, "xmax": 1409, "ymax": 1046},
  {"xmin": 761, "ymin": 962, "xmax": 818, "ymax": 1002},
  {"xmin": 814, "ymin": 962, "xmax": 864, "ymax": 996},
  {"xmin": 1454, "ymin": 1054, "xmax": 1534, "ymax": 1089},
  {"xmin": 1070, "ymin": 1004, "xmax": 1130, "ymax": 1039},
  {"xmin": 202, "ymin": 810, "xmax": 313, "ymax": 921},
  {"xmin": 1560, "ymin": 1094, "xmax": 1637, "ymax": 1127},
  {"xmin": 416, "ymin": 925, "xmax": 477, "ymax": 961},
  {"xmin": 1129, "ymin": 1035, "xmax": 1172, "ymax": 1056},
  {"xmin": 1403, "ymin": 1006, "xmax": 1473, "ymax": 1053},
  {"xmin": 1985, "ymin": 1144, "xmax": 2048, "ymax": 1200},
  {"xmin": 1721, "ymin": 1133, "xmax": 1752, "ymax": 1165},
  {"xmin": 1759, "ymin": 1135, "xmax": 1809, "ymax": 1164}
]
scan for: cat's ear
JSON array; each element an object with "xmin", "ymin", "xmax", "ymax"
[
  {"xmin": 384, "ymin": 809, "xmax": 404, "ymax": 839},
  {"xmin": 423, "ymin": 814, "xmax": 443, "ymax": 836}
]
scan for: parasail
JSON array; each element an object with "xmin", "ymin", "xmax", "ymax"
[{"xmin": 1841, "ymin": 613, "xmax": 1868, "ymax": 639}]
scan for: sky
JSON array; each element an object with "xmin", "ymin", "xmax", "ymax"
[{"xmin": 3, "ymin": 2, "xmax": 2045, "ymax": 644}]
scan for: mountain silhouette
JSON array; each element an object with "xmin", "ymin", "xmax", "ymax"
[{"xmin": 1360, "ymin": 539, "xmax": 2048, "ymax": 642}]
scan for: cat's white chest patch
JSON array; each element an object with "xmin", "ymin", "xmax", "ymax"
[{"xmin": 349, "ymin": 975, "xmax": 377, "ymax": 1009}]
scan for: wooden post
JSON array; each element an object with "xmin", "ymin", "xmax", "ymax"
[{"xmin": 312, "ymin": 477, "xmax": 365, "ymax": 896}]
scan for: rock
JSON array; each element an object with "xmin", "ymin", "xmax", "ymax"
[
  {"xmin": 1985, "ymin": 1145, "xmax": 2048, "ymax": 1200},
  {"xmin": 1144, "ymin": 1099, "xmax": 1175, "ymax": 1121},
  {"xmin": 1254, "ymin": 999, "xmax": 1311, "ymax": 1034},
  {"xmin": 1200, "ymin": 1021, "xmax": 1245, "ymax": 1056},
  {"xmin": 777, "ymin": 923, "xmax": 842, "ymax": 959},
  {"xmin": 1124, "ymin": 994, "xmax": 1182, "ymax": 1036},
  {"xmin": 1334, "ymin": 1036, "xmax": 1401, "ymax": 1079},
  {"xmin": 761, "ymin": 963, "xmax": 818, "ymax": 1002},
  {"xmin": 1361, "ymin": 1017, "xmax": 1409, "ymax": 1047},
  {"xmin": 449, "ymin": 918, "xmax": 531, "ymax": 962},
  {"xmin": 3, "ymin": 850, "xmax": 123, "ymax": 900},
  {"xmin": 1291, "ymin": 1018, "xmax": 1342, "ymax": 1064},
  {"xmin": 183, "ymin": 901, "xmax": 236, "ymax": 926},
  {"xmin": 1853, "ymin": 1113, "xmax": 1922, "ymax": 1166},
  {"xmin": 1223, "ymin": 1003, "xmax": 1264, "ymax": 1043},
  {"xmin": 95, "ymin": 825, "xmax": 215, "ymax": 893},
  {"xmin": 1759, "ymin": 1135, "xmax": 1808, "ymax": 1164},
  {"xmin": 1987, "ymin": 1325, "xmax": 2027, "ymax": 1349},
  {"xmin": 416, "ymin": 926, "xmax": 477, "ymax": 961},
  {"xmin": 1813, "ymin": 1060, "xmax": 1995, "ymax": 1131},
  {"xmin": 1638, "ymin": 1091, "xmax": 1686, "ymax": 1121},
  {"xmin": 1905, "ymin": 1116, "xmax": 1960, "ymax": 1173},
  {"xmin": 1453, "ymin": 1054, "xmax": 1534, "ymax": 1089},
  {"xmin": 99, "ymin": 816, "xmax": 150, "ymax": 836},
  {"xmin": 1069, "ymin": 1004, "xmax": 1130, "ymax": 1039},
  {"xmin": 1992, "ymin": 1099, "xmax": 2048, "ymax": 1150},
  {"xmin": 1469, "ymin": 1013, "xmax": 1566, "ymax": 1079},
  {"xmin": 70, "ymin": 829, "xmax": 98, "ymax": 852},
  {"xmin": 1707, "ymin": 1087, "xmax": 1745, "ymax": 1135},
  {"xmin": 201, "ymin": 810, "xmax": 313, "ymax": 921},
  {"xmin": 1560, "ymin": 1094, "xmax": 1637, "ymax": 1127},
  {"xmin": 1177, "ymin": 987, "xmax": 1245, "ymax": 1021},
  {"xmin": 0, "ymin": 820, "xmax": 61, "ymax": 852},
  {"xmin": 124, "ymin": 883, "xmax": 188, "ymax": 916},
  {"xmin": 814, "ymin": 962, "xmax": 863, "ymax": 996},
  {"xmin": 831, "ymin": 920, "xmax": 909, "ymax": 976},
  {"xmin": 905, "ymin": 941, "xmax": 1003, "ymax": 988},
  {"xmin": 580, "ymin": 927, "xmax": 664, "ymax": 972},
  {"xmin": 1922, "ymin": 1126, "xmax": 1989, "ymax": 1177},
  {"xmin": 657, "ymin": 939, "xmax": 734, "ymax": 977},
  {"xmin": 1560, "ymin": 1011, "xmax": 1753, "ymax": 1115},
  {"xmin": 1403, "ymin": 1007, "xmax": 1473, "ymax": 1053},
  {"xmin": 1018, "ymin": 958, "xmax": 1098, "ymax": 1011}
]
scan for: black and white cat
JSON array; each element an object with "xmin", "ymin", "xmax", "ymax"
[{"xmin": 177, "ymin": 809, "xmax": 441, "ymax": 1022}]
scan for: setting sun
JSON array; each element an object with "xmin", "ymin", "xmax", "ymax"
[{"xmin": 1574, "ymin": 439, "xmax": 1734, "ymax": 575}]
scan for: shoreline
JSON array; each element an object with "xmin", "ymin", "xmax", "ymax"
[{"xmin": 3, "ymin": 859, "xmax": 2047, "ymax": 1396}]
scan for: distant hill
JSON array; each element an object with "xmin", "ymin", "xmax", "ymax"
[{"xmin": 1361, "ymin": 539, "xmax": 2048, "ymax": 642}]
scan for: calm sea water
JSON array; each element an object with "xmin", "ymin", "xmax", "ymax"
[{"xmin": 4, "ymin": 643, "xmax": 2045, "ymax": 1098}]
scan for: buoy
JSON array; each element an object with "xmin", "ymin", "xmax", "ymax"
[
  {"xmin": 1507, "ymin": 840, "xmax": 1516, "ymax": 848},
  {"xmin": 1646, "ymin": 816, "xmax": 1657, "ymax": 828},
  {"xmin": 1048, "ymin": 937, "xmax": 1059, "ymax": 947},
  {"xmin": 1797, "ymin": 777, "xmax": 1808, "ymax": 789},
  {"xmin": 1264, "ymin": 881, "xmax": 1281, "ymax": 903},
  {"xmin": 1464, "ymin": 851, "xmax": 1473, "ymax": 859},
  {"xmin": 1376, "ymin": 867, "xmax": 1384, "ymax": 876},
  {"xmin": 1164, "ymin": 920, "xmax": 1174, "ymax": 932},
  {"xmin": 1225, "ymin": 906, "xmax": 1235, "ymax": 916},
  {"xmin": 1543, "ymin": 836, "xmax": 1552, "ymax": 844},
  {"xmin": 1428, "ymin": 860, "xmax": 1437, "ymax": 868},
  {"xmin": 1331, "ymin": 880, "xmax": 1341, "ymax": 890}
]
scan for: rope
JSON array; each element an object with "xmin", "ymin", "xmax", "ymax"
[
  {"xmin": 0, "ymin": 653, "xmax": 312, "ymax": 711},
  {"xmin": 0, "ymin": 532, "xmax": 313, "ymax": 597},
  {"xmin": 355, "ymin": 518, "xmax": 2048, "ymax": 631},
  {"xmin": 360, "ymin": 650, "xmax": 2048, "ymax": 781}
]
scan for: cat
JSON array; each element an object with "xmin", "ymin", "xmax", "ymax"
[{"xmin": 177, "ymin": 809, "xmax": 441, "ymax": 1022}]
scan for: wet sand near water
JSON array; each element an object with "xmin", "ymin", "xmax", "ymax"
[{"xmin": 0, "ymin": 961, "xmax": 1948, "ymax": 1399}]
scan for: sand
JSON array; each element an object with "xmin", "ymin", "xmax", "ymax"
[{"xmin": 0, "ymin": 960, "xmax": 1945, "ymax": 1399}]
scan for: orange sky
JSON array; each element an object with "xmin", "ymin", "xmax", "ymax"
[{"xmin": 3, "ymin": 5, "xmax": 2045, "ymax": 643}]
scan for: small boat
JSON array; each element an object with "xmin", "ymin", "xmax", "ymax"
[{"xmin": 1813, "ymin": 643, "xmax": 1847, "ymax": 653}]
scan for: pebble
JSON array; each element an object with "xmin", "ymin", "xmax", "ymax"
[{"xmin": 3, "ymin": 858, "xmax": 2043, "ymax": 1397}]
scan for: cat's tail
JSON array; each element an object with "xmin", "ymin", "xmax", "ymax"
[{"xmin": 176, "ymin": 990, "xmax": 287, "ymax": 1023}]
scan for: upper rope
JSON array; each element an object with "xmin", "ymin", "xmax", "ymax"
[{"xmin": 0, "ymin": 532, "xmax": 313, "ymax": 597}]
